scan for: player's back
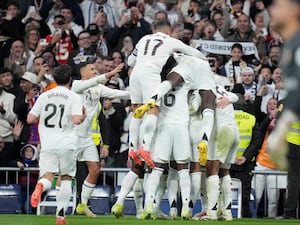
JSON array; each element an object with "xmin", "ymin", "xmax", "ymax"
[
  {"xmin": 158, "ymin": 83, "xmax": 191, "ymax": 126},
  {"xmin": 133, "ymin": 32, "xmax": 202, "ymax": 75},
  {"xmin": 37, "ymin": 86, "xmax": 80, "ymax": 149}
]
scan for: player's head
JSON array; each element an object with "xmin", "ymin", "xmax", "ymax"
[
  {"xmin": 270, "ymin": 0, "xmax": 300, "ymax": 40},
  {"xmin": 53, "ymin": 64, "xmax": 72, "ymax": 85},
  {"xmin": 153, "ymin": 19, "xmax": 172, "ymax": 35},
  {"xmin": 78, "ymin": 57, "xmax": 98, "ymax": 80}
]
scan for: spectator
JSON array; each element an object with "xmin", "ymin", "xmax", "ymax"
[
  {"xmin": 185, "ymin": 0, "xmax": 202, "ymax": 24},
  {"xmin": 262, "ymin": 44, "xmax": 281, "ymax": 72},
  {"xmin": 94, "ymin": 55, "xmax": 105, "ymax": 74},
  {"xmin": 231, "ymin": 103, "xmax": 261, "ymax": 218},
  {"xmin": 80, "ymin": 0, "xmax": 120, "ymax": 28},
  {"xmin": 47, "ymin": 6, "xmax": 83, "ymax": 36},
  {"xmin": 40, "ymin": 0, "xmax": 84, "ymax": 28},
  {"xmin": 227, "ymin": 13, "xmax": 267, "ymax": 58},
  {"xmin": 181, "ymin": 22, "xmax": 194, "ymax": 45},
  {"xmin": 16, "ymin": 71, "xmax": 39, "ymax": 144},
  {"xmin": 44, "ymin": 14, "xmax": 78, "ymax": 65},
  {"xmin": 211, "ymin": 1, "xmax": 231, "ymax": 40},
  {"xmin": 0, "ymin": 71, "xmax": 17, "ymax": 164},
  {"xmin": 0, "ymin": 67, "xmax": 22, "ymax": 93},
  {"xmin": 22, "ymin": 7, "xmax": 51, "ymax": 38},
  {"xmin": 201, "ymin": 20, "xmax": 217, "ymax": 40},
  {"xmin": 232, "ymin": 66, "xmax": 257, "ymax": 104},
  {"xmin": 254, "ymin": 97, "xmax": 280, "ymax": 218},
  {"xmin": 23, "ymin": 28, "xmax": 45, "ymax": 70},
  {"xmin": 259, "ymin": 67, "xmax": 287, "ymax": 114},
  {"xmin": 104, "ymin": 79, "xmax": 127, "ymax": 167},
  {"xmin": 4, "ymin": 40, "xmax": 27, "ymax": 79},
  {"xmin": 68, "ymin": 30, "xmax": 96, "ymax": 78},
  {"xmin": 219, "ymin": 43, "xmax": 248, "ymax": 87},
  {"xmin": 9, "ymin": 143, "xmax": 39, "ymax": 214},
  {"xmin": 107, "ymin": 6, "xmax": 151, "ymax": 50},
  {"xmin": 87, "ymin": 23, "xmax": 109, "ymax": 57}
]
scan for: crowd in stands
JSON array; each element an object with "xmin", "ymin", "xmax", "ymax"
[{"xmin": 0, "ymin": 0, "xmax": 287, "ymax": 217}]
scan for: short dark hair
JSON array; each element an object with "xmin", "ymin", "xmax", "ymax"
[
  {"xmin": 6, "ymin": 0, "xmax": 19, "ymax": 9},
  {"xmin": 53, "ymin": 65, "xmax": 72, "ymax": 85},
  {"xmin": 154, "ymin": 19, "xmax": 171, "ymax": 30},
  {"xmin": 231, "ymin": 43, "xmax": 243, "ymax": 52},
  {"xmin": 54, "ymin": 14, "xmax": 65, "ymax": 21},
  {"xmin": 60, "ymin": 6, "xmax": 74, "ymax": 15}
]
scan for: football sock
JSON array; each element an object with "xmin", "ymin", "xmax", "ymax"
[
  {"xmin": 220, "ymin": 175, "xmax": 232, "ymax": 210},
  {"xmin": 81, "ymin": 180, "xmax": 95, "ymax": 204},
  {"xmin": 200, "ymin": 172, "xmax": 208, "ymax": 212},
  {"xmin": 133, "ymin": 178, "xmax": 144, "ymax": 213},
  {"xmin": 167, "ymin": 167, "xmax": 178, "ymax": 208},
  {"xmin": 178, "ymin": 169, "xmax": 191, "ymax": 209},
  {"xmin": 116, "ymin": 171, "xmax": 138, "ymax": 205},
  {"xmin": 57, "ymin": 180, "xmax": 72, "ymax": 215},
  {"xmin": 129, "ymin": 117, "xmax": 142, "ymax": 151},
  {"xmin": 144, "ymin": 167, "xmax": 163, "ymax": 208},
  {"xmin": 39, "ymin": 178, "xmax": 52, "ymax": 192},
  {"xmin": 142, "ymin": 114, "xmax": 158, "ymax": 151},
  {"xmin": 190, "ymin": 172, "xmax": 201, "ymax": 211},
  {"xmin": 206, "ymin": 175, "xmax": 220, "ymax": 211},
  {"xmin": 154, "ymin": 174, "xmax": 167, "ymax": 210}
]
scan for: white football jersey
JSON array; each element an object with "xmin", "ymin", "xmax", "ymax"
[
  {"xmin": 214, "ymin": 84, "xmax": 237, "ymax": 128},
  {"xmin": 29, "ymin": 86, "xmax": 83, "ymax": 150},
  {"xmin": 172, "ymin": 54, "xmax": 216, "ymax": 91},
  {"xmin": 128, "ymin": 32, "xmax": 204, "ymax": 74},
  {"xmin": 72, "ymin": 79, "xmax": 130, "ymax": 137}
]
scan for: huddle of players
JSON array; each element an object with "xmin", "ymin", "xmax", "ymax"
[{"xmin": 111, "ymin": 19, "xmax": 239, "ymax": 221}]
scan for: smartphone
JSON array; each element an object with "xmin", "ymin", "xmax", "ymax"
[
  {"xmin": 28, "ymin": 6, "xmax": 36, "ymax": 14},
  {"xmin": 124, "ymin": 9, "xmax": 131, "ymax": 17},
  {"xmin": 187, "ymin": 9, "xmax": 194, "ymax": 17},
  {"xmin": 39, "ymin": 38, "xmax": 47, "ymax": 46}
]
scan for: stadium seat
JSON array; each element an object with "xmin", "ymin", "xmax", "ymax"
[
  {"xmin": 159, "ymin": 189, "xmax": 170, "ymax": 215},
  {"xmin": 231, "ymin": 178, "xmax": 242, "ymax": 218},
  {"xmin": 36, "ymin": 177, "xmax": 77, "ymax": 215},
  {"xmin": 113, "ymin": 185, "xmax": 136, "ymax": 215},
  {"xmin": 89, "ymin": 185, "xmax": 112, "ymax": 215},
  {"xmin": 0, "ymin": 184, "xmax": 21, "ymax": 214}
]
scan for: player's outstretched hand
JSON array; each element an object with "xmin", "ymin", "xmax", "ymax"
[
  {"xmin": 133, "ymin": 99, "xmax": 156, "ymax": 119},
  {"xmin": 105, "ymin": 63, "xmax": 124, "ymax": 79}
]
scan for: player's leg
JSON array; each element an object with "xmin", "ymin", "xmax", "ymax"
[
  {"xmin": 167, "ymin": 163, "xmax": 179, "ymax": 219},
  {"xmin": 76, "ymin": 160, "xmax": 100, "ymax": 218},
  {"xmin": 142, "ymin": 162, "xmax": 166, "ymax": 219},
  {"xmin": 218, "ymin": 167, "xmax": 233, "ymax": 221},
  {"xmin": 189, "ymin": 162, "xmax": 201, "ymax": 215},
  {"xmin": 198, "ymin": 90, "xmax": 216, "ymax": 166},
  {"xmin": 152, "ymin": 169, "xmax": 169, "ymax": 219},
  {"xmin": 133, "ymin": 177, "xmax": 144, "ymax": 219},
  {"xmin": 56, "ymin": 147, "xmax": 77, "ymax": 224},
  {"xmin": 201, "ymin": 160, "xmax": 220, "ymax": 220},
  {"xmin": 177, "ymin": 162, "xmax": 191, "ymax": 220},
  {"xmin": 111, "ymin": 162, "xmax": 144, "ymax": 218},
  {"xmin": 31, "ymin": 150, "xmax": 57, "ymax": 208}
]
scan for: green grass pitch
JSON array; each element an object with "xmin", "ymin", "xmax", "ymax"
[{"xmin": 0, "ymin": 215, "xmax": 299, "ymax": 225}]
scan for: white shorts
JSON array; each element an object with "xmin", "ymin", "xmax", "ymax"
[
  {"xmin": 76, "ymin": 136, "xmax": 100, "ymax": 162},
  {"xmin": 208, "ymin": 125, "xmax": 239, "ymax": 167},
  {"xmin": 152, "ymin": 123, "xmax": 191, "ymax": 163},
  {"xmin": 39, "ymin": 148, "xmax": 77, "ymax": 177},
  {"xmin": 129, "ymin": 66, "xmax": 161, "ymax": 104}
]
